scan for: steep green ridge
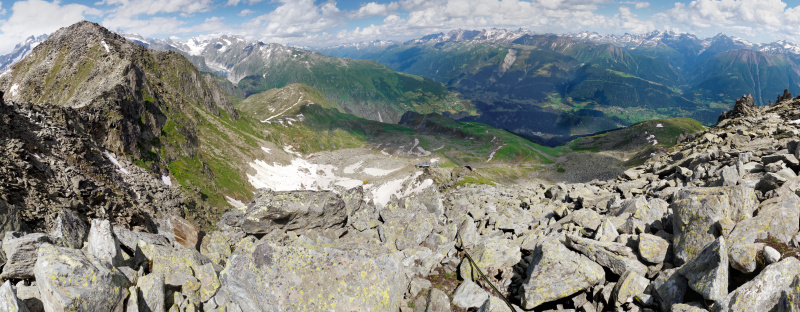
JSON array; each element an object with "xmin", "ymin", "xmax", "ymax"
[
  {"xmin": 237, "ymin": 83, "xmax": 338, "ymax": 121},
  {"xmin": 0, "ymin": 22, "xmax": 265, "ymax": 228},
  {"xmin": 164, "ymin": 38, "xmax": 475, "ymax": 124}
]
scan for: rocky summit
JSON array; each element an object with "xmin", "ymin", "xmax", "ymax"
[
  {"xmin": 6, "ymin": 23, "xmax": 800, "ymax": 312},
  {"xmin": 3, "ymin": 87, "xmax": 800, "ymax": 311}
]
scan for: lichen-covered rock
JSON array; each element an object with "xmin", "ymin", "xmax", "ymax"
[
  {"xmin": 728, "ymin": 243, "xmax": 764, "ymax": 273},
  {"xmin": 219, "ymin": 234, "xmax": 407, "ymax": 311},
  {"xmin": 610, "ymin": 196, "xmax": 668, "ymax": 234},
  {"xmin": 728, "ymin": 193, "xmax": 800, "ymax": 246},
  {"xmin": 778, "ymin": 276, "xmax": 800, "ymax": 312},
  {"xmin": 566, "ymin": 234, "xmax": 647, "ymax": 276},
  {"xmin": 86, "ymin": 219, "xmax": 125, "ymax": 267},
  {"xmin": 426, "ymin": 288, "xmax": 451, "ymax": 312},
  {"xmin": 455, "ymin": 214, "xmax": 478, "ymax": 249},
  {"xmin": 727, "ymin": 257, "xmax": 800, "ymax": 312},
  {"xmin": 671, "ymin": 189, "xmax": 731, "ymax": 265},
  {"xmin": 672, "ymin": 302, "xmax": 709, "ymax": 312},
  {"xmin": 195, "ymin": 263, "xmax": 220, "ymax": 302},
  {"xmin": 219, "ymin": 189, "xmax": 347, "ymax": 234},
  {"xmin": 199, "ymin": 230, "xmax": 232, "ymax": 268},
  {"xmin": 112, "ymin": 227, "xmax": 170, "ymax": 252},
  {"xmin": 1, "ymin": 232, "xmax": 51, "ymax": 279},
  {"xmin": 0, "ymin": 280, "xmax": 28, "ymax": 312},
  {"xmin": 34, "ymin": 244, "xmax": 130, "ymax": 311},
  {"xmin": 678, "ymin": 237, "xmax": 728, "ymax": 305},
  {"xmin": 137, "ymin": 273, "xmax": 165, "ymax": 312},
  {"xmin": 394, "ymin": 212, "xmax": 435, "ymax": 251},
  {"xmin": 452, "ymin": 279, "xmax": 489, "ymax": 309},
  {"xmin": 137, "ymin": 241, "xmax": 212, "ymax": 287},
  {"xmin": 653, "ymin": 268, "xmax": 687, "ymax": 311},
  {"xmin": 594, "ymin": 218, "xmax": 619, "ymax": 243},
  {"xmin": 613, "ymin": 270, "xmax": 650, "ymax": 308},
  {"xmin": 459, "ymin": 236, "xmax": 520, "ymax": 283},
  {"xmin": 638, "ymin": 233, "xmax": 669, "ymax": 264},
  {"xmin": 49, "ymin": 208, "xmax": 86, "ymax": 249},
  {"xmin": 478, "ymin": 296, "xmax": 512, "ymax": 312},
  {"xmin": 519, "ymin": 237, "xmax": 605, "ymax": 309}
]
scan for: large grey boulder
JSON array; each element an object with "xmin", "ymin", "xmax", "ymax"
[
  {"xmin": 1, "ymin": 232, "xmax": 52, "ymax": 279},
  {"xmin": 653, "ymin": 268, "xmax": 688, "ymax": 311},
  {"xmin": 394, "ymin": 211, "xmax": 435, "ymax": 251},
  {"xmin": 455, "ymin": 215, "xmax": 478, "ymax": 249},
  {"xmin": 49, "ymin": 208, "xmax": 87, "ymax": 249},
  {"xmin": 219, "ymin": 235, "xmax": 407, "ymax": 311},
  {"xmin": 0, "ymin": 280, "xmax": 28, "ymax": 312},
  {"xmin": 34, "ymin": 244, "xmax": 130, "ymax": 312},
  {"xmin": 452, "ymin": 279, "xmax": 489, "ymax": 309},
  {"xmin": 728, "ymin": 242, "xmax": 765, "ymax": 273},
  {"xmin": 610, "ymin": 196, "xmax": 668, "ymax": 234},
  {"xmin": 519, "ymin": 237, "xmax": 605, "ymax": 309},
  {"xmin": 728, "ymin": 193, "xmax": 800, "ymax": 246},
  {"xmin": 727, "ymin": 257, "xmax": 800, "ymax": 312},
  {"xmin": 137, "ymin": 273, "xmax": 165, "ymax": 312},
  {"xmin": 112, "ymin": 227, "xmax": 170, "ymax": 252},
  {"xmin": 426, "ymin": 288, "xmax": 451, "ymax": 312},
  {"xmin": 459, "ymin": 236, "xmax": 520, "ymax": 283},
  {"xmin": 613, "ymin": 270, "xmax": 650, "ymax": 308},
  {"xmin": 219, "ymin": 189, "xmax": 347, "ymax": 234},
  {"xmin": 136, "ymin": 241, "xmax": 212, "ymax": 288},
  {"xmin": 86, "ymin": 219, "xmax": 125, "ymax": 267},
  {"xmin": 778, "ymin": 276, "xmax": 800, "ymax": 312},
  {"xmin": 678, "ymin": 237, "xmax": 728, "ymax": 305},
  {"xmin": 638, "ymin": 233, "xmax": 670, "ymax": 264},
  {"xmin": 671, "ymin": 189, "xmax": 731, "ymax": 265},
  {"xmin": 565, "ymin": 235, "xmax": 647, "ymax": 276}
]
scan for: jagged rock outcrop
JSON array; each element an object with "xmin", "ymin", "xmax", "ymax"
[{"xmin": 718, "ymin": 94, "xmax": 759, "ymax": 123}]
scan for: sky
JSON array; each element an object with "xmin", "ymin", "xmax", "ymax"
[{"xmin": 1, "ymin": 0, "xmax": 800, "ymax": 53}]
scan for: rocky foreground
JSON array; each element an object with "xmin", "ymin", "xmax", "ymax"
[{"xmin": 4, "ymin": 92, "xmax": 800, "ymax": 312}]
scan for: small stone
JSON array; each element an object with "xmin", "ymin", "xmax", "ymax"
[
  {"xmin": 638, "ymin": 233, "xmax": 669, "ymax": 264},
  {"xmin": 763, "ymin": 246, "xmax": 782, "ymax": 264}
]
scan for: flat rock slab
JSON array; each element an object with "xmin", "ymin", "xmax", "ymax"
[
  {"xmin": 520, "ymin": 237, "xmax": 605, "ymax": 310},
  {"xmin": 220, "ymin": 189, "xmax": 347, "ymax": 234},
  {"xmin": 34, "ymin": 244, "xmax": 130, "ymax": 311}
]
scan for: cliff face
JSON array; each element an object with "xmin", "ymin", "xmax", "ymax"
[{"xmin": 0, "ymin": 21, "xmax": 237, "ymax": 173}]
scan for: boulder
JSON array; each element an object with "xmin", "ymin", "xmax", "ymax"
[
  {"xmin": 34, "ymin": 244, "xmax": 130, "ymax": 311},
  {"xmin": 652, "ymin": 268, "xmax": 688, "ymax": 311},
  {"xmin": 778, "ymin": 276, "xmax": 800, "ymax": 312},
  {"xmin": 0, "ymin": 280, "xmax": 28, "ymax": 312},
  {"xmin": 638, "ymin": 233, "xmax": 669, "ymax": 264},
  {"xmin": 426, "ymin": 288, "xmax": 451, "ymax": 312},
  {"xmin": 49, "ymin": 208, "xmax": 87, "ymax": 249},
  {"xmin": 678, "ymin": 237, "xmax": 728, "ymax": 304},
  {"xmin": 728, "ymin": 193, "xmax": 800, "ymax": 246},
  {"xmin": 452, "ymin": 279, "xmax": 489, "ymax": 309},
  {"xmin": 610, "ymin": 196, "xmax": 668, "ymax": 234},
  {"xmin": 726, "ymin": 257, "xmax": 800, "ymax": 312},
  {"xmin": 459, "ymin": 236, "xmax": 520, "ymax": 283},
  {"xmin": 672, "ymin": 303, "xmax": 709, "ymax": 312},
  {"xmin": 218, "ymin": 189, "xmax": 347, "ymax": 234},
  {"xmin": 86, "ymin": 219, "xmax": 125, "ymax": 267},
  {"xmin": 728, "ymin": 243, "xmax": 765, "ymax": 273},
  {"xmin": 519, "ymin": 237, "xmax": 605, "ymax": 309},
  {"xmin": 455, "ymin": 215, "xmax": 478, "ymax": 249},
  {"xmin": 671, "ymin": 189, "xmax": 731, "ymax": 265},
  {"xmin": 395, "ymin": 212, "xmax": 436, "ymax": 251},
  {"xmin": 594, "ymin": 218, "xmax": 619, "ymax": 243},
  {"xmin": 136, "ymin": 241, "xmax": 213, "ymax": 287},
  {"xmin": 137, "ymin": 273, "xmax": 165, "ymax": 312},
  {"xmin": 613, "ymin": 270, "xmax": 650, "ymax": 308},
  {"xmin": 170, "ymin": 215, "xmax": 200, "ymax": 249},
  {"xmin": 478, "ymin": 296, "xmax": 512, "ymax": 312},
  {"xmin": 764, "ymin": 246, "xmax": 782, "ymax": 264},
  {"xmin": 219, "ymin": 235, "xmax": 407, "ymax": 311},
  {"xmin": 0, "ymin": 199, "xmax": 23, "ymax": 241},
  {"xmin": 199, "ymin": 230, "xmax": 232, "ymax": 268},
  {"xmin": 565, "ymin": 235, "xmax": 647, "ymax": 276},
  {"xmin": 112, "ymin": 227, "xmax": 170, "ymax": 252},
  {"xmin": 1, "ymin": 233, "xmax": 52, "ymax": 279}
]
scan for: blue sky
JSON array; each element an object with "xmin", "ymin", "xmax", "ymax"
[{"xmin": 0, "ymin": 0, "xmax": 799, "ymax": 53}]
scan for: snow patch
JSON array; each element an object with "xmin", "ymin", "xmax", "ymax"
[
  {"xmin": 486, "ymin": 145, "xmax": 507, "ymax": 162},
  {"xmin": 656, "ymin": 123, "xmax": 664, "ymax": 128},
  {"xmin": 103, "ymin": 151, "xmax": 130, "ymax": 174},
  {"xmin": 378, "ymin": 112, "xmax": 383, "ymax": 122},
  {"xmin": 225, "ymin": 196, "xmax": 245, "ymax": 208},
  {"xmin": 344, "ymin": 160, "xmax": 363, "ymax": 174},
  {"xmin": 372, "ymin": 177, "xmax": 407, "ymax": 207},
  {"xmin": 283, "ymin": 145, "xmax": 301, "ymax": 157},
  {"xmin": 9, "ymin": 84, "xmax": 19, "ymax": 96},
  {"xmin": 364, "ymin": 167, "xmax": 402, "ymax": 177},
  {"xmin": 261, "ymin": 95, "xmax": 304, "ymax": 122},
  {"xmin": 247, "ymin": 157, "xmax": 362, "ymax": 192},
  {"xmin": 161, "ymin": 175, "xmax": 172, "ymax": 186},
  {"xmin": 261, "ymin": 146, "xmax": 271, "ymax": 154},
  {"xmin": 101, "ymin": 40, "xmax": 110, "ymax": 53}
]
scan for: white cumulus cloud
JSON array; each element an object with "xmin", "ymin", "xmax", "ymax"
[{"xmin": 0, "ymin": 0, "xmax": 102, "ymax": 53}]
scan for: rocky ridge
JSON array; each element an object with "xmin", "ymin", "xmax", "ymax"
[{"xmin": 5, "ymin": 91, "xmax": 800, "ymax": 311}]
